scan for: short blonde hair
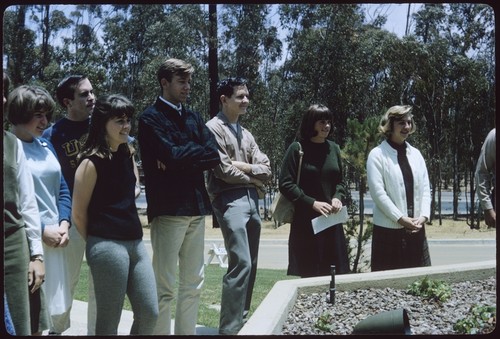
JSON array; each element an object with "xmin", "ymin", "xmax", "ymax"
[{"xmin": 378, "ymin": 105, "xmax": 416, "ymax": 138}]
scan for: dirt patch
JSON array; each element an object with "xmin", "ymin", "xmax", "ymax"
[{"xmin": 424, "ymin": 218, "xmax": 495, "ymax": 239}]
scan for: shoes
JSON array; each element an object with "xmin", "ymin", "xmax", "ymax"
[
  {"xmin": 242, "ymin": 310, "xmax": 249, "ymax": 325},
  {"xmin": 48, "ymin": 331, "xmax": 61, "ymax": 335}
]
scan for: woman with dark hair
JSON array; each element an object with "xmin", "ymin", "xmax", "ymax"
[
  {"xmin": 367, "ymin": 105, "xmax": 431, "ymax": 271},
  {"xmin": 278, "ymin": 104, "xmax": 349, "ymax": 278},
  {"xmin": 72, "ymin": 94, "xmax": 158, "ymax": 335}
]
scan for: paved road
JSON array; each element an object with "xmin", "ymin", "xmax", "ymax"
[
  {"xmin": 137, "ymin": 190, "xmax": 478, "ymax": 215},
  {"xmin": 350, "ymin": 191, "xmax": 477, "ymax": 215},
  {"xmin": 136, "ymin": 191, "xmax": 494, "ymax": 270},
  {"xmin": 140, "ymin": 237, "xmax": 496, "ymax": 271}
]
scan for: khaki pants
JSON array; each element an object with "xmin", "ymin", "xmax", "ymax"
[{"xmin": 150, "ymin": 215, "xmax": 205, "ymax": 335}]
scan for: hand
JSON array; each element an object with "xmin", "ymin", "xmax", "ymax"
[
  {"xmin": 313, "ymin": 201, "xmax": 333, "ymax": 217},
  {"xmin": 42, "ymin": 227, "xmax": 63, "ymax": 247},
  {"xmin": 484, "ymin": 209, "xmax": 496, "ymax": 228},
  {"xmin": 28, "ymin": 259, "xmax": 45, "ymax": 294},
  {"xmin": 249, "ymin": 177, "xmax": 264, "ymax": 189},
  {"xmin": 57, "ymin": 228, "xmax": 70, "ymax": 247},
  {"xmin": 58, "ymin": 221, "xmax": 70, "ymax": 247},
  {"xmin": 330, "ymin": 198, "xmax": 343, "ymax": 213},
  {"xmin": 232, "ymin": 161, "xmax": 251, "ymax": 173},
  {"xmin": 411, "ymin": 216, "xmax": 427, "ymax": 227},
  {"xmin": 157, "ymin": 160, "xmax": 166, "ymax": 171},
  {"xmin": 398, "ymin": 216, "xmax": 422, "ymax": 234}
]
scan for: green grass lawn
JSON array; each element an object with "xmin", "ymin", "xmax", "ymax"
[{"xmin": 75, "ymin": 263, "xmax": 297, "ymax": 329}]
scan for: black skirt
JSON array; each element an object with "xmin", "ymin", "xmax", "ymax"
[
  {"xmin": 288, "ymin": 220, "xmax": 350, "ymax": 278},
  {"xmin": 371, "ymin": 224, "xmax": 431, "ymax": 272}
]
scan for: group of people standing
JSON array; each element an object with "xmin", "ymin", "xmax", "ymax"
[
  {"xmin": 3, "ymin": 55, "xmax": 496, "ymax": 336},
  {"xmin": 4, "ymin": 73, "xmax": 96, "ymax": 336},
  {"xmin": 3, "ymin": 59, "xmax": 271, "ymax": 336}
]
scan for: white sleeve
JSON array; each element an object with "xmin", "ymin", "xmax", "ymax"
[
  {"xmin": 366, "ymin": 147, "xmax": 404, "ymax": 223},
  {"xmin": 475, "ymin": 129, "xmax": 496, "ymax": 210},
  {"xmin": 16, "ymin": 139, "xmax": 43, "ymax": 257}
]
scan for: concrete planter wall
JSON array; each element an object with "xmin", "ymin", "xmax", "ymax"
[{"xmin": 239, "ymin": 260, "xmax": 496, "ymax": 335}]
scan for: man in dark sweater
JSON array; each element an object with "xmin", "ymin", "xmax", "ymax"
[
  {"xmin": 138, "ymin": 58, "xmax": 220, "ymax": 335},
  {"xmin": 42, "ymin": 75, "xmax": 97, "ymax": 334}
]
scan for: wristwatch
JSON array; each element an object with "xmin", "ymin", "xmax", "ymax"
[{"xmin": 31, "ymin": 254, "xmax": 44, "ymax": 262}]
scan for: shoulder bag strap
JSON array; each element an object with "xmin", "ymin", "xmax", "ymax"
[{"xmin": 296, "ymin": 142, "xmax": 304, "ymax": 185}]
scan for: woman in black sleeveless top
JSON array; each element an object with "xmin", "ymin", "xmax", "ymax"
[{"xmin": 72, "ymin": 94, "xmax": 158, "ymax": 335}]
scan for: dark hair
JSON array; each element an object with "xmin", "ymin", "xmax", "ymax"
[
  {"xmin": 298, "ymin": 104, "xmax": 334, "ymax": 141},
  {"xmin": 217, "ymin": 77, "xmax": 247, "ymax": 104},
  {"xmin": 7, "ymin": 85, "xmax": 56, "ymax": 125},
  {"xmin": 78, "ymin": 94, "xmax": 135, "ymax": 161},
  {"xmin": 157, "ymin": 58, "xmax": 194, "ymax": 92},
  {"xmin": 55, "ymin": 75, "xmax": 88, "ymax": 107}
]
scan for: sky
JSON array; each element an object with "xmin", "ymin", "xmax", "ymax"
[
  {"xmin": 364, "ymin": 3, "xmax": 423, "ymax": 37},
  {"xmin": 37, "ymin": 3, "xmax": 423, "ymax": 38},
  {"xmin": 8, "ymin": 3, "xmax": 424, "ymax": 66}
]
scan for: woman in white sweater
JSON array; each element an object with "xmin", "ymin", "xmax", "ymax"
[{"xmin": 366, "ymin": 105, "xmax": 431, "ymax": 271}]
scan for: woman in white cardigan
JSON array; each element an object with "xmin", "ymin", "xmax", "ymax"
[{"xmin": 367, "ymin": 105, "xmax": 431, "ymax": 271}]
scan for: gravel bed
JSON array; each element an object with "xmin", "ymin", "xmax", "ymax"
[{"xmin": 281, "ymin": 276, "xmax": 496, "ymax": 335}]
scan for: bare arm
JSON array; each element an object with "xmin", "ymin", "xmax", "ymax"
[
  {"xmin": 72, "ymin": 159, "xmax": 97, "ymax": 240},
  {"xmin": 133, "ymin": 157, "xmax": 141, "ymax": 199}
]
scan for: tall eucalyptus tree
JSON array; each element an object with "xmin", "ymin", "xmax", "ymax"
[
  {"xmin": 101, "ymin": 4, "xmax": 210, "ymax": 116},
  {"xmin": 411, "ymin": 3, "xmax": 495, "ymax": 223},
  {"xmin": 278, "ymin": 4, "xmax": 366, "ymax": 145}
]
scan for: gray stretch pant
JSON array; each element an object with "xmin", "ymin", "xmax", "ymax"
[
  {"xmin": 86, "ymin": 236, "xmax": 158, "ymax": 335},
  {"xmin": 212, "ymin": 188, "xmax": 261, "ymax": 335}
]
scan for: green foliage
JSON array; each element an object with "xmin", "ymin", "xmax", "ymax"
[
  {"xmin": 314, "ymin": 312, "xmax": 334, "ymax": 332},
  {"xmin": 453, "ymin": 304, "xmax": 496, "ymax": 334},
  {"xmin": 407, "ymin": 276, "xmax": 452, "ymax": 302},
  {"xmin": 341, "ymin": 117, "xmax": 379, "ymax": 272},
  {"xmin": 3, "ymin": 3, "xmax": 496, "ymax": 223},
  {"xmin": 343, "ymin": 195, "xmax": 372, "ymax": 273}
]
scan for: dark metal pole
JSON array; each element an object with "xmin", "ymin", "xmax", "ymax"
[
  {"xmin": 329, "ymin": 265, "xmax": 336, "ymax": 304},
  {"xmin": 208, "ymin": 4, "xmax": 220, "ymax": 229},
  {"xmin": 405, "ymin": 3, "xmax": 411, "ymax": 36},
  {"xmin": 208, "ymin": 4, "xmax": 219, "ymax": 118}
]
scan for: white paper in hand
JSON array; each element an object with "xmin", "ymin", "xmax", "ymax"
[{"xmin": 311, "ymin": 206, "xmax": 348, "ymax": 234}]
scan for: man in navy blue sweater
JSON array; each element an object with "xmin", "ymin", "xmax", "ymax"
[
  {"xmin": 138, "ymin": 58, "xmax": 220, "ymax": 335},
  {"xmin": 42, "ymin": 75, "xmax": 97, "ymax": 334}
]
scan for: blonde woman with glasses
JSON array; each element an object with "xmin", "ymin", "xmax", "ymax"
[{"xmin": 367, "ymin": 105, "xmax": 431, "ymax": 271}]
